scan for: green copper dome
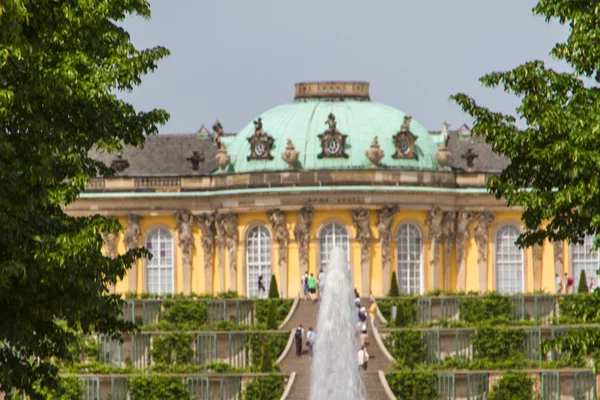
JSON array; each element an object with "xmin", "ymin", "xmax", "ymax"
[{"xmin": 223, "ymin": 82, "xmax": 441, "ymax": 174}]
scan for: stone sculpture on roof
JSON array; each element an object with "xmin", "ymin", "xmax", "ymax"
[
  {"xmin": 317, "ymin": 113, "xmax": 349, "ymax": 159},
  {"xmin": 247, "ymin": 117, "xmax": 274, "ymax": 161},
  {"xmin": 392, "ymin": 116, "xmax": 418, "ymax": 160}
]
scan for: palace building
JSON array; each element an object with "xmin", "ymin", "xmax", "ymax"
[{"xmin": 68, "ymin": 81, "xmax": 592, "ymax": 298}]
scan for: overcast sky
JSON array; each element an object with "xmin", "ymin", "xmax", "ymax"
[{"xmin": 120, "ymin": 0, "xmax": 567, "ymax": 134}]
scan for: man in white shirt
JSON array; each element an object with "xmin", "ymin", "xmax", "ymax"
[
  {"xmin": 556, "ymin": 273, "xmax": 562, "ymax": 294},
  {"xmin": 357, "ymin": 345, "xmax": 369, "ymax": 371},
  {"xmin": 306, "ymin": 327, "xmax": 316, "ymax": 358},
  {"xmin": 317, "ymin": 269, "xmax": 325, "ymax": 299}
]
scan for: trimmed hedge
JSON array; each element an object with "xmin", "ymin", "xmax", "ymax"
[
  {"xmin": 242, "ymin": 375, "xmax": 286, "ymax": 400},
  {"xmin": 385, "ymin": 371, "xmax": 437, "ymax": 400},
  {"xmin": 488, "ymin": 372, "xmax": 534, "ymax": 400},
  {"xmin": 128, "ymin": 376, "xmax": 189, "ymax": 400}
]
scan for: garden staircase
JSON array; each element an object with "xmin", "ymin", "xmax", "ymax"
[{"xmin": 278, "ymin": 298, "xmax": 393, "ymax": 400}]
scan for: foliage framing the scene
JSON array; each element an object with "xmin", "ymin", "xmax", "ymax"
[
  {"xmin": 0, "ymin": 0, "xmax": 169, "ymax": 397},
  {"xmin": 451, "ymin": 1, "xmax": 600, "ymax": 249}
]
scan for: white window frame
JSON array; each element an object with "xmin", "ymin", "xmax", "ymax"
[
  {"xmin": 571, "ymin": 234, "xmax": 598, "ymax": 290},
  {"xmin": 245, "ymin": 225, "xmax": 272, "ymax": 298},
  {"xmin": 145, "ymin": 228, "xmax": 175, "ymax": 295},
  {"xmin": 318, "ymin": 223, "xmax": 350, "ymax": 271},
  {"xmin": 494, "ymin": 224, "xmax": 524, "ymax": 294},
  {"xmin": 396, "ymin": 223, "xmax": 423, "ymax": 294}
]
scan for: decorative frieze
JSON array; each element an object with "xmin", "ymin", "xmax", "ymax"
[
  {"xmin": 123, "ymin": 215, "xmax": 142, "ymax": 293},
  {"xmin": 442, "ymin": 211, "xmax": 457, "ymax": 291},
  {"xmin": 267, "ymin": 209, "xmax": 289, "ymax": 297},
  {"xmin": 197, "ymin": 213, "xmax": 215, "ymax": 293},
  {"xmin": 455, "ymin": 210, "xmax": 473, "ymax": 291},
  {"xmin": 294, "ymin": 206, "xmax": 314, "ymax": 275},
  {"xmin": 352, "ymin": 207, "xmax": 372, "ymax": 296},
  {"xmin": 377, "ymin": 205, "xmax": 399, "ymax": 294},
  {"xmin": 176, "ymin": 209, "xmax": 195, "ymax": 295},
  {"xmin": 426, "ymin": 206, "xmax": 443, "ymax": 290},
  {"xmin": 474, "ymin": 210, "xmax": 496, "ymax": 293}
]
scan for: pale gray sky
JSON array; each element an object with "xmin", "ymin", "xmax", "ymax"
[{"xmin": 121, "ymin": 0, "xmax": 567, "ymax": 133}]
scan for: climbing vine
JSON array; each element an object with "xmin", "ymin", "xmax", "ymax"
[
  {"xmin": 242, "ymin": 375, "xmax": 286, "ymax": 400},
  {"xmin": 150, "ymin": 331, "xmax": 194, "ymax": 365}
]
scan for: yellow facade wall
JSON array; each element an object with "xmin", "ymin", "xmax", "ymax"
[{"xmin": 109, "ymin": 209, "xmax": 567, "ymax": 298}]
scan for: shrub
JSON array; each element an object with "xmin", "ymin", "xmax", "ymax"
[
  {"xmin": 395, "ymin": 298, "xmax": 417, "ymax": 327},
  {"xmin": 255, "ymin": 299, "xmax": 292, "ymax": 326},
  {"xmin": 260, "ymin": 343, "xmax": 274, "ymax": 372},
  {"xmin": 459, "ymin": 292, "xmax": 512, "ymax": 323},
  {"xmin": 35, "ymin": 377, "xmax": 81, "ymax": 400},
  {"xmin": 385, "ymin": 372, "xmax": 437, "ymax": 400},
  {"xmin": 161, "ymin": 300, "xmax": 208, "ymax": 329},
  {"xmin": 558, "ymin": 291, "xmax": 600, "ymax": 322},
  {"xmin": 266, "ymin": 300, "xmax": 278, "ymax": 330},
  {"xmin": 150, "ymin": 331, "xmax": 194, "ymax": 364},
  {"xmin": 488, "ymin": 372, "xmax": 533, "ymax": 400},
  {"xmin": 243, "ymin": 375, "xmax": 286, "ymax": 400},
  {"xmin": 384, "ymin": 330, "xmax": 424, "ymax": 368},
  {"xmin": 128, "ymin": 376, "xmax": 189, "ymax": 400},
  {"xmin": 578, "ymin": 270, "xmax": 589, "ymax": 293},
  {"xmin": 269, "ymin": 276, "xmax": 280, "ymax": 298},
  {"xmin": 248, "ymin": 332, "xmax": 289, "ymax": 367},
  {"xmin": 388, "ymin": 271, "xmax": 400, "ymax": 297},
  {"xmin": 472, "ymin": 327, "xmax": 526, "ymax": 364}
]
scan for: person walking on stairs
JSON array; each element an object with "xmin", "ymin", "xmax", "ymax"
[
  {"xmin": 369, "ymin": 300, "xmax": 378, "ymax": 328},
  {"xmin": 258, "ymin": 275, "xmax": 266, "ymax": 299},
  {"xmin": 301, "ymin": 271, "xmax": 308, "ymax": 300},
  {"xmin": 307, "ymin": 273, "xmax": 317, "ymax": 303},
  {"xmin": 357, "ymin": 345, "xmax": 369, "ymax": 371},
  {"xmin": 294, "ymin": 324, "xmax": 304, "ymax": 356},
  {"xmin": 306, "ymin": 327, "xmax": 316, "ymax": 358}
]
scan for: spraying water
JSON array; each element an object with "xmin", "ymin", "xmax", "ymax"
[{"xmin": 310, "ymin": 248, "xmax": 366, "ymax": 400}]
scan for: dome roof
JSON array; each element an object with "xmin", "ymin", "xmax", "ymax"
[{"xmin": 223, "ymin": 82, "xmax": 441, "ymax": 174}]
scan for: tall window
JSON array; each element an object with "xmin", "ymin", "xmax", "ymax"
[
  {"xmin": 319, "ymin": 223, "xmax": 349, "ymax": 271},
  {"xmin": 572, "ymin": 235, "xmax": 598, "ymax": 289},
  {"xmin": 495, "ymin": 224, "xmax": 524, "ymax": 294},
  {"xmin": 396, "ymin": 223, "xmax": 422, "ymax": 294},
  {"xmin": 246, "ymin": 225, "xmax": 272, "ymax": 298},
  {"xmin": 146, "ymin": 228, "xmax": 174, "ymax": 294}
]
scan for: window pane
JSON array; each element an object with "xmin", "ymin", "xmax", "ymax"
[
  {"xmin": 495, "ymin": 225, "xmax": 523, "ymax": 294},
  {"xmin": 319, "ymin": 224, "xmax": 349, "ymax": 271},
  {"xmin": 246, "ymin": 226, "xmax": 272, "ymax": 297},
  {"xmin": 396, "ymin": 224, "xmax": 422, "ymax": 294},
  {"xmin": 572, "ymin": 235, "xmax": 598, "ymax": 290},
  {"xmin": 145, "ymin": 228, "xmax": 174, "ymax": 295}
]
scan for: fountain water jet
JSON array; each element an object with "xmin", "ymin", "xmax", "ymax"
[{"xmin": 310, "ymin": 248, "xmax": 366, "ymax": 400}]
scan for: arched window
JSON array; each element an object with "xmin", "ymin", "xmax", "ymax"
[
  {"xmin": 145, "ymin": 228, "xmax": 174, "ymax": 295},
  {"xmin": 246, "ymin": 225, "xmax": 272, "ymax": 298},
  {"xmin": 495, "ymin": 225, "xmax": 524, "ymax": 294},
  {"xmin": 319, "ymin": 223, "xmax": 349, "ymax": 271},
  {"xmin": 396, "ymin": 223, "xmax": 422, "ymax": 294},
  {"xmin": 572, "ymin": 235, "xmax": 598, "ymax": 289}
]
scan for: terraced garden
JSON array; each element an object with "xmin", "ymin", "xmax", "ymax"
[
  {"xmin": 10, "ymin": 295, "xmax": 294, "ymax": 400},
  {"xmin": 377, "ymin": 292, "xmax": 600, "ymax": 399}
]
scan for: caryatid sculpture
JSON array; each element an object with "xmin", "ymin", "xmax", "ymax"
[
  {"xmin": 455, "ymin": 210, "xmax": 473, "ymax": 291},
  {"xmin": 294, "ymin": 206, "xmax": 314, "ymax": 275},
  {"xmin": 197, "ymin": 213, "xmax": 216, "ymax": 293},
  {"xmin": 426, "ymin": 206, "xmax": 443, "ymax": 290},
  {"xmin": 176, "ymin": 209, "xmax": 195, "ymax": 295},
  {"xmin": 474, "ymin": 210, "xmax": 496, "ymax": 293},
  {"xmin": 377, "ymin": 205, "xmax": 399, "ymax": 294},
  {"xmin": 123, "ymin": 215, "xmax": 141, "ymax": 293},
  {"xmin": 441, "ymin": 211, "xmax": 457, "ymax": 291},
  {"xmin": 352, "ymin": 207, "xmax": 372, "ymax": 296},
  {"xmin": 217, "ymin": 213, "xmax": 238, "ymax": 292},
  {"xmin": 267, "ymin": 209, "xmax": 289, "ymax": 297}
]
